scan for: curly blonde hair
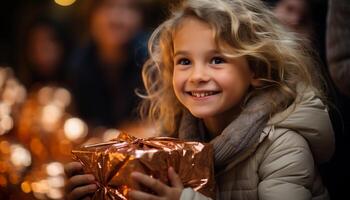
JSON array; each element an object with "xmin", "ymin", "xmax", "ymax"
[{"xmin": 139, "ymin": 0, "xmax": 324, "ymax": 135}]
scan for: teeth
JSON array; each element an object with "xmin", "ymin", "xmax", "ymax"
[{"xmin": 191, "ymin": 91, "xmax": 215, "ymax": 97}]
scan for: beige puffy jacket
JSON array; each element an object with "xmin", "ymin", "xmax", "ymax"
[{"xmin": 180, "ymin": 89, "xmax": 335, "ymax": 200}]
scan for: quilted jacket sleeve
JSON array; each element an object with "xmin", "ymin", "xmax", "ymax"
[{"xmin": 258, "ymin": 130, "xmax": 316, "ymax": 200}]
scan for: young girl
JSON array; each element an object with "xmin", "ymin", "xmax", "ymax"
[{"xmin": 65, "ymin": 0, "xmax": 334, "ymax": 199}]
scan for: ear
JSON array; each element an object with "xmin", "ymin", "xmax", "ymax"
[{"xmin": 250, "ymin": 73, "xmax": 263, "ymax": 87}]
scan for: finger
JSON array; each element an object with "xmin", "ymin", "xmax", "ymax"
[
  {"xmin": 66, "ymin": 174, "xmax": 95, "ymax": 193},
  {"xmin": 168, "ymin": 167, "xmax": 183, "ymax": 188},
  {"xmin": 129, "ymin": 190, "xmax": 159, "ymax": 200},
  {"xmin": 64, "ymin": 162, "xmax": 84, "ymax": 178},
  {"xmin": 67, "ymin": 184, "xmax": 97, "ymax": 200},
  {"xmin": 131, "ymin": 172, "xmax": 166, "ymax": 195}
]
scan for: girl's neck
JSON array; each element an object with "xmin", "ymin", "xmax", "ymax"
[{"xmin": 203, "ymin": 106, "xmax": 242, "ymax": 137}]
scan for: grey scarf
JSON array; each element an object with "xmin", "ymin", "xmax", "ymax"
[{"xmin": 177, "ymin": 94, "xmax": 272, "ymax": 170}]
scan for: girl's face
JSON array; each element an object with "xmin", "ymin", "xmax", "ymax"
[{"xmin": 172, "ymin": 17, "xmax": 255, "ymax": 121}]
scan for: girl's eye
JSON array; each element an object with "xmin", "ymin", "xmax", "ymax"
[
  {"xmin": 210, "ymin": 57, "xmax": 225, "ymax": 64},
  {"xmin": 177, "ymin": 58, "xmax": 191, "ymax": 65}
]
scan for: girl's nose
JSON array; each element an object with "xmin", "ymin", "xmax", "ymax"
[{"xmin": 188, "ymin": 64, "xmax": 210, "ymax": 84}]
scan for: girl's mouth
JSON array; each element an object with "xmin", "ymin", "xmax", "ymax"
[{"xmin": 187, "ymin": 91, "xmax": 220, "ymax": 98}]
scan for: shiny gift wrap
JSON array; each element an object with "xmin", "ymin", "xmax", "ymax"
[{"xmin": 71, "ymin": 133, "xmax": 215, "ymax": 200}]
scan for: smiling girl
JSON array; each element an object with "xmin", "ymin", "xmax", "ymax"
[{"xmin": 65, "ymin": 0, "xmax": 334, "ymax": 199}]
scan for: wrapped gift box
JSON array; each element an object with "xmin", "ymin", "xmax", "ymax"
[{"xmin": 72, "ymin": 132, "xmax": 215, "ymax": 200}]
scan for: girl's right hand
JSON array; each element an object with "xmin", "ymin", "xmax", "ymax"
[{"xmin": 64, "ymin": 162, "xmax": 98, "ymax": 200}]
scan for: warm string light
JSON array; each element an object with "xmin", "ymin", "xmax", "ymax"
[{"xmin": 54, "ymin": 0, "xmax": 76, "ymax": 7}]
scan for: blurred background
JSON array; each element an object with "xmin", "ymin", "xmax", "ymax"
[
  {"xmin": 0, "ymin": 1, "xmax": 170, "ymax": 199},
  {"xmin": 0, "ymin": 0, "xmax": 349, "ymax": 199}
]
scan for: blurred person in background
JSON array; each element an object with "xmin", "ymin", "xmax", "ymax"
[
  {"xmin": 67, "ymin": 0, "xmax": 150, "ymax": 135},
  {"xmin": 273, "ymin": 0, "xmax": 314, "ymax": 39},
  {"xmin": 16, "ymin": 15, "xmax": 72, "ymax": 90},
  {"xmin": 325, "ymin": 0, "xmax": 350, "ymax": 199},
  {"xmin": 327, "ymin": 0, "xmax": 350, "ymax": 98},
  {"xmin": 270, "ymin": 0, "xmax": 328, "ymax": 62},
  {"xmin": 268, "ymin": 0, "xmax": 330, "ymax": 89},
  {"xmin": 270, "ymin": 0, "xmax": 350, "ymax": 199}
]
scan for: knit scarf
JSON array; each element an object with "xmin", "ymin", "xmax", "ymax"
[{"xmin": 177, "ymin": 93, "xmax": 272, "ymax": 170}]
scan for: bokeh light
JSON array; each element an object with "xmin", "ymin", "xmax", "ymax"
[
  {"xmin": 38, "ymin": 87, "xmax": 54, "ymax": 105},
  {"xmin": 10, "ymin": 144, "xmax": 32, "ymax": 169},
  {"xmin": 53, "ymin": 88, "xmax": 71, "ymax": 108},
  {"xmin": 46, "ymin": 162, "xmax": 64, "ymax": 177},
  {"xmin": 0, "ymin": 140, "xmax": 10, "ymax": 154},
  {"xmin": 103, "ymin": 129, "xmax": 121, "ymax": 141},
  {"xmin": 41, "ymin": 104, "xmax": 62, "ymax": 131},
  {"xmin": 21, "ymin": 181, "xmax": 32, "ymax": 193},
  {"xmin": 64, "ymin": 118, "xmax": 88, "ymax": 141},
  {"xmin": 0, "ymin": 115, "xmax": 14, "ymax": 134}
]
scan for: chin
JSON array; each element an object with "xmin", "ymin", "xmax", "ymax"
[{"xmin": 188, "ymin": 109, "xmax": 215, "ymax": 119}]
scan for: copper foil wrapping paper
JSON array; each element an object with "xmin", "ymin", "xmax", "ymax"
[{"xmin": 72, "ymin": 133, "xmax": 215, "ymax": 200}]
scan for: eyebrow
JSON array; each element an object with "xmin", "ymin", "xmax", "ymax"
[
  {"xmin": 173, "ymin": 49, "xmax": 221, "ymax": 57},
  {"xmin": 173, "ymin": 51, "xmax": 188, "ymax": 57}
]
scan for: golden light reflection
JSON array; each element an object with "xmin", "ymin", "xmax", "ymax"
[
  {"xmin": 0, "ymin": 103, "xmax": 14, "ymax": 136},
  {"xmin": 64, "ymin": 118, "xmax": 88, "ymax": 141},
  {"xmin": 21, "ymin": 181, "xmax": 32, "ymax": 193},
  {"xmin": 0, "ymin": 68, "xmax": 6, "ymax": 86},
  {"xmin": 9, "ymin": 173, "xmax": 20, "ymax": 184},
  {"xmin": 22, "ymin": 161, "xmax": 66, "ymax": 199},
  {"xmin": 103, "ymin": 129, "xmax": 121, "ymax": 141},
  {"xmin": 59, "ymin": 140, "xmax": 73, "ymax": 155},
  {"xmin": 0, "ymin": 102, "xmax": 10, "ymax": 115},
  {"xmin": 53, "ymin": 88, "xmax": 71, "ymax": 108},
  {"xmin": 0, "ymin": 68, "xmax": 87, "ymax": 199},
  {"xmin": 10, "ymin": 144, "xmax": 32, "ymax": 168},
  {"xmin": 46, "ymin": 162, "xmax": 64, "ymax": 177},
  {"xmin": 54, "ymin": 0, "xmax": 76, "ymax": 7},
  {"xmin": 2, "ymin": 78, "xmax": 26, "ymax": 105},
  {"xmin": 41, "ymin": 104, "xmax": 62, "ymax": 131},
  {"xmin": 31, "ymin": 180, "xmax": 49, "ymax": 194},
  {"xmin": 0, "ymin": 140, "xmax": 10, "ymax": 154},
  {"xmin": 33, "ymin": 192, "xmax": 46, "ymax": 200},
  {"xmin": 47, "ymin": 176, "xmax": 65, "ymax": 188},
  {"xmin": 30, "ymin": 138, "xmax": 45, "ymax": 156},
  {"xmin": 47, "ymin": 188, "xmax": 63, "ymax": 199},
  {"xmin": 0, "ymin": 175, "xmax": 7, "ymax": 186},
  {"xmin": 38, "ymin": 87, "xmax": 53, "ymax": 105},
  {"xmin": 0, "ymin": 161, "xmax": 8, "ymax": 172},
  {"xmin": 0, "ymin": 115, "xmax": 14, "ymax": 133}
]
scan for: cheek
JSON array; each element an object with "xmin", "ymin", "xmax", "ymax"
[
  {"xmin": 172, "ymin": 71, "xmax": 183, "ymax": 95},
  {"xmin": 220, "ymin": 72, "xmax": 251, "ymax": 99}
]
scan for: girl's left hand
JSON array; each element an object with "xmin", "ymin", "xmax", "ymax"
[{"xmin": 129, "ymin": 167, "xmax": 184, "ymax": 200}]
